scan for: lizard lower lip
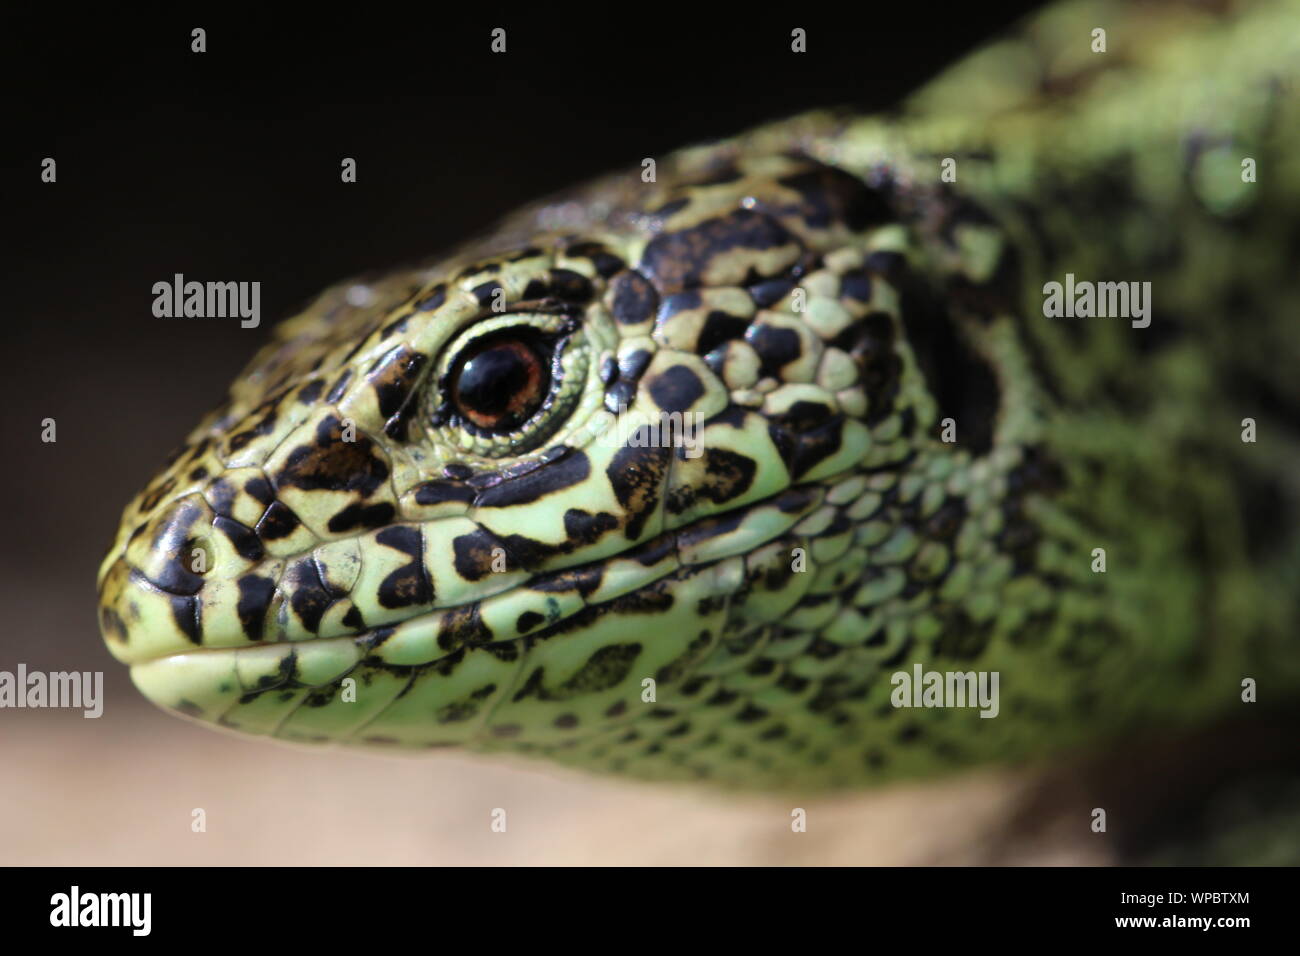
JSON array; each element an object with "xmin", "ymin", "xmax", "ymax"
[{"xmin": 130, "ymin": 635, "xmax": 365, "ymax": 736}]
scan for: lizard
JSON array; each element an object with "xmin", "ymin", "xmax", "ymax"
[{"xmin": 97, "ymin": 0, "xmax": 1300, "ymax": 796}]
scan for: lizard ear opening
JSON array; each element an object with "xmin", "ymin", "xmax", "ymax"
[{"xmin": 897, "ymin": 274, "xmax": 1001, "ymax": 457}]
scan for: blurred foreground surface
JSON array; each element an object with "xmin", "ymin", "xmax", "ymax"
[{"xmin": 2, "ymin": 705, "xmax": 1107, "ymax": 866}]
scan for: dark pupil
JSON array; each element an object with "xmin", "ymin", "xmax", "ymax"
[{"xmin": 453, "ymin": 335, "xmax": 546, "ymax": 430}]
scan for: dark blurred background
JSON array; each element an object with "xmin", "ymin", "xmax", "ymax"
[
  {"xmin": 2, "ymin": 5, "xmax": 1043, "ymax": 666},
  {"xmin": 0, "ymin": 6, "xmax": 1146, "ymax": 865}
]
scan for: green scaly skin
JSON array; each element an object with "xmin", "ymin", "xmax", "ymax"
[{"xmin": 98, "ymin": 0, "xmax": 1300, "ymax": 792}]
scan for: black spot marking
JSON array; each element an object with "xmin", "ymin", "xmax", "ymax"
[
  {"xmin": 564, "ymin": 241, "xmax": 625, "ymax": 278},
  {"xmin": 459, "ymin": 262, "xmax": 502, "ymax": 280},
  {"xmin": 376, "ymin": 525, "xmax": 434, "ymax": 609},
  {"xmin": 666, "ymin": 448, "xmax": 758, "ymax": 515},
  {"xmin": 326, "ymin": 502, "xmax": 396, "ymax": 533},
  {"xmin": 770, "ymin": 399, "xmax": 835, "ymax": 434},
  {"xmin": 648, "ymin": 364, "xmax": 705, "ymax": 414},
  {"xmin": 297, "ymin": 379, "xmax": 326, "ymax": 405},
  {"xmin": 999, "ymin": 446, "xmax": 1065, "ymax": 575},
  {"xmin": 657, "ymin": 290, "xmax": 702, "ymax": 321},
  {"xmin": 700, "ymin": 448, "xmax": 758, "ymax": 505},
  {"xmin": 206, "ymin": 479, "xmax": 237, "ymax": 518},
  {"xmin": 773, "ymin": 485, "xmax": 819, "ymax": 514},
  {"xmin": 563, "ymin": 509, "xmax": 619, "ymax": 544},
  {"xmin": 414, "ymin": 285, "xmax": 447, "ymax": 311},
  {"xmin": 169, "ymin": 594, "xmax": 201, "ymax": 644},
  {"xmin": 864, "ymin": 250, "xmax": 907, "ymax": 279},
  {"xmin": 649, "ymin": 197, "xmax": 690, "ymax": 219},
  {"xmin": 640, "ymin": 209, "xmax": 800, "ymax": 294},
  {"xmin": 244, "ymin": 476, "xmax": 275, "ymax": 506},
  {"xmin": 147, "ymin": 509, "xmax": 206, "ymax": 595},
  {"xmin": 704, "ymin": 405, "xmax": 748, "ymax": 431},
  {"xmin": 516, "ymin": 611, "xmax": 545, "ymax": 633},
  {"xmin": 379, "ymin": 316, "xmax": 410, "ymax": 341},
  {"xmin": 607, "ymin": 270, "xmax": 659, "ymax": 326},
  {"xmin": 788, "ymin": 417, "xmax": 846, "ymax": 480},
  {"xmin": 548, "ymin": 268, "xmax": 593, "ymax": 302},
  {"xmin": 226, "ymin": 402, "xmax": 279, "ymax": 453},
  {"xmin": 839, "ymin": 270, "xmax": 872, "ymax": 302},
  {"xmin": 746, "ymin": 323, "xmax": 803, "ymax": 378},
  {"xmin": 325, "ymin": 369, "xmax": 353, "ymax": 404},
  {"xmin": 474, "ymin": 450, "xmax": 591, "ymax": 509},
  {"xmin": 214, "ymin": 515, "xmax": 265, "ymax": 562},
  {"xmin": 776, "ymin": 163, "xmax": 893, "ymax": 232},
  {"xmin": 277, "ymin": 415, "xmax": 390, "ymax": 498},
  {"xmin": 511, "ymin": 643, "xmax": 643, "ymax": 702},
  {"xmin": 435, "ymin": 682, "xmax": 498, "ymax": 725},
  {"xmin": 413, "ymin": 480, "xmax": 476, "ymax": 507},
  {"xmin": 100, "ymin": 606, "xmax": 129, "ymax": 643},
  {"xmin": 451, "ymin": 527, "xmax": 511, "ymax": 581},
  {"xmin": 256, "ymin": 501, "xmax": 301, "ymax": 541},
  {"xmin": 607, "ymin": 438, "xmax": 672, "ymax": 540},
  {"xmin": 530, "ymin": 564, "xmax": 604, "ymax": 599},
  {"xmin": 834, "ymin": 311, "xmax": 902, "ymax": 426},
  {"xmin": 618, "ymin": 349, "xmax": 653, "ymax": 382},
  {"xmin": 696, "ymin": 310, "xmax": 751, "ymax": 356},
  {"xmin": 604, "ymin": 380, "xmax": 637, "ymax": 415},
  {"xmin": 288, "ymin": 557, "xmax": 342, "ymax": 633},
  {"xmin": 471, "ymin": 281, "xmax": 503, "ymax": 308},
  {"xmin": 138, "ymin": 476, "xmax": 178, "ymax": 513},
  {"xmin": 934, "ymin": 613, "xmax": 996, "ymax": 661},
  {"xmin": 748, "ymin": 276, "xmax": 795, "ymax": 308},
  {"xmin": 369, "ymin": 346, "xmax": 429, "ymax": 442},
  {"xmin": 437, "ymin": 603, "xmax": 492, "ymax": 651},
  {"xmin": 235, "ymin": 575, "xmax": 276, "ymax": 641},
  {"xmin": 688, "ymin": 161, "xmax": 743, "ymax": 187}
]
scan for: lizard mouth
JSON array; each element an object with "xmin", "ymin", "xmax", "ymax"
[{"xmin": 119, "ymin": 480, "xmax": 830, "ymax": 749}]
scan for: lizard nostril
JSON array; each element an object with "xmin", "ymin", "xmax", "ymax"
[{"xmin": 185, "ymin": 535, "xmax": 214, "ymax": 576}]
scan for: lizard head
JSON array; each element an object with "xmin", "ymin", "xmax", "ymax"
[{"xmin": 97, "ymin": 137, "xmax": 1043, "ymax": 784}]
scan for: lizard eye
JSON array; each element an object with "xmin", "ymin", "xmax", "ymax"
[
  {"xmin": 451, "ymin": 330, "xmax": 549, "ymax": 432},
  {"xmin": 428, "ymin": 310, "xmax": 592, "ymax": 458}
]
